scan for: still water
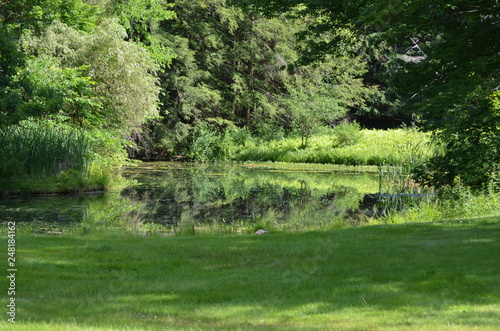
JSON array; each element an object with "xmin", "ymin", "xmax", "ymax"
[{"xmin": 0, "ymin": 162, "xmax": 388, "ymax": 234}]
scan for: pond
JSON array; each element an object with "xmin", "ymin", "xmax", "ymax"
[{"xmin": 0, "ymin": 162, "xmax": 421, "ymax": 234}]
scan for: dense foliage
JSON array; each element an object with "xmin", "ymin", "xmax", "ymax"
[
  {"xmin": 139, "ymin": 0, "xmax": 376, "ymax": 160},
  {"xmin": 254, "ymin": 0, "xmax": 500, "ymax": 187},
  {"xmin": 0, "ymin": 0, "xmax": 175, "ymax": 191},
  {"xmin": 0, "ymin": 0, "xmax": 498, "ymax": 191}
]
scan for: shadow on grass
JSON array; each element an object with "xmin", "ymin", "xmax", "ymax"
[{"xmin": 6, "ymin": 217, "xmax": 500, "ymax": 329}]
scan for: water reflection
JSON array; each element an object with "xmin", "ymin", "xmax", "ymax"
[
  {"xmin": 0, "ymin": 162, "xmax": 384, "ymax": 233},
  {"xmin": 120, "ymin": 162, "xmax": 380, "ymax": 232}
]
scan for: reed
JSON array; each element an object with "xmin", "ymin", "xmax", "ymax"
[
  {"xmin": 0, "ymin": 121, "xmax": 91, "ymax": 177},
  {"xmin": 0, "ymin": 121, "xmax": 104, "ymax": 193},
  {"xmin": 380, "ymin": 178, "xmax": 500, "ymax": 224}
]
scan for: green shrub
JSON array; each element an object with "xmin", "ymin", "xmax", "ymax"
[
  {"xmin": 189, "ymin": 118, "xmax": 251, "ymax": 162},
  {"xmin": 332, "ymin": 120, "xmax": 362, "ymax": 146}
]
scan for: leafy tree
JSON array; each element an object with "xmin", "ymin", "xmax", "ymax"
[
  {"xmin": 109, "ymin": 0, "xmax": 176, "ymax": 66},
  {"xmin": 0, "ymin": 23, "xmax": 25, "ymax": 125},
  {"xmin": 381, "ymin": 1, "xmax": 500, "ymax": 187},
  {"xmin": 280, "ymin": 54, "xmax": 373, "ymax": 148},
  {"xmin": 2, "ymin": 55, "xmax": 100, "ymax": 126},
  {"xmin": 0, "ymin": 0, "xmax": 100, "ymax": 33},
  {"xmin": 0, "ymin": 0, "xmax": 178, "ymax": 189},
  {"xmin": 25, "ymin": 19, "xmax": 161, "ymax": 133},
  {"xmin": 145, "ymin": 0, "xmax": 296, "ymax": 156},
  {"xmin": 256, "ymin": 0, "xmax": 500, "ymax": 188},
  {"xmin": 139, "ymin": 0, "xmax": 377, "ymax": 159}
]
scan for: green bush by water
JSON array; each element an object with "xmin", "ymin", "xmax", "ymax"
[{"xmin": 186, "ymin": 118, "xmax": 252, "ymax": 162}]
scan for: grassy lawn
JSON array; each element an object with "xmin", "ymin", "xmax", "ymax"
[{"xmin": 1, "ymin": 216, "xmax": 500, "ymax": 330}]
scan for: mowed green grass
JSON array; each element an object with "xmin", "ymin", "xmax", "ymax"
[{"xmin": 1, "ymin": 217, "xmax": 500, "ymax": 330}]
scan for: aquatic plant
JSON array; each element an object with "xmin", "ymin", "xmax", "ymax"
[
  {"xmin": 0, "ymin": 120, "xmax": 121, "ymax": 193},
  {"xmin": 0, "ymin": 121, "xmax": 91, "ymax": 179}
]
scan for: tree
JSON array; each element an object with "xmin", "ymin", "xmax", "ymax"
[
  {"xmin": 25, "ymin": 19, "xmax": 162, "ymax": 133},
  {"xmin": 255, "ymin": 0, "xmax": 500, "ymax": 188},
  {"xmin": 109, "ymin": 0, "xmax": 176, "ymax": 67},
  {"xmin": 0, "ymin": 0, "xmax": 178, "ymax": 189},
  {"xmin": 382, "ymin": 1, "xmax": 500, "ymax": 187},
  {"xmin": 1, "ymin": 55, "xmax": 101, "ymax": 126},
  {"xmin": 144, "ymin": 0, "xmax": 300, "ymax": 156},
  {"xmin": 0, "ymin": 23, "xmax": 25, "ymax": 125},
  {"xmin": 0, "ymin": 0, "xmax": 100, "ymax": 33},
  {"xmin": 280, "ymin": 53, "xmax": 374, "ymax": 148},
  {"xmin": 138, "ymin": 0, "xmax": 378, "ymax": 159}
]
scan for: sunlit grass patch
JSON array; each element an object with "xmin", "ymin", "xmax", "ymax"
[{"xmin": 236, "ymin": 128, "xmax": 433, "ymax": 166}]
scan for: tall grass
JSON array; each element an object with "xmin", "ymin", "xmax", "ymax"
[
  {"xmin": 0, "ymin": 121, "xmax": 116, "ymax": 193},
  {"xmin": 235, "ymin": 127, "xmax": 434, "ymax": 166},
  {"xmin": 0, "ymin": 121, "xmax": 91, "ymax": 178},
  {"xmin": 380, "ymin": 179, "xmax": 500, "ymax": 225}
]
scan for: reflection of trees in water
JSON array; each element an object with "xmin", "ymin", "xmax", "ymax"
[
  {"xmin": 0, "ymin": 164, "xmax": 384, "ymax": 232},
  {"xmin": 120, "ymin": 164, "xmax": 379, "ymax": 231}
]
